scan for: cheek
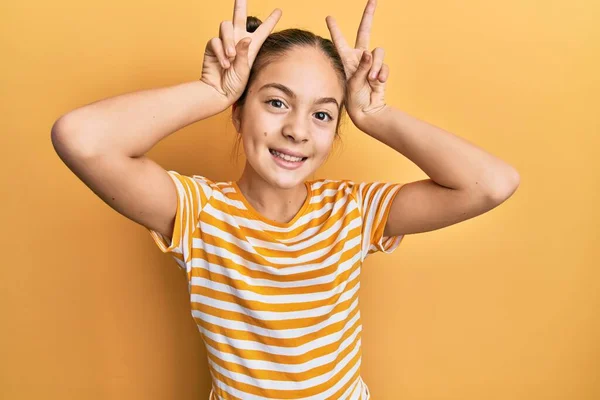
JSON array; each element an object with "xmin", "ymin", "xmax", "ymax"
[
  {"xmin": 242, "ymin": 110, "xmax": 275, "ymax": 139},
  {"xmin": 314, "ymin": 134, "xmax": 335, "ymax": 157},
  {"xmin": 240, "ymin": 124, "xmax": 272, "ymax": 157}
]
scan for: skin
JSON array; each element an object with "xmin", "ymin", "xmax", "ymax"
[
  {"xmin": 204, "ymin": 0, "xmax": 388, "ymax": 224},
  {"xmin": 232, "ymin": 47, "xmax": 345, "ymax": 223},
  {"xmin": 211, "ymin": 0, "xmax": 519, "ymax": 233}
]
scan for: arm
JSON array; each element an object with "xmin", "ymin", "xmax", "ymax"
[
  {"xmin": 356, "ymin": 106, "xmax": 520, "ymax": 237},
  {"xmin": 326, "ymin": 0, "xmax": 519, "ymax": 237},
  {"xmin": 51, "ymin": 81, "xmax": 229, "ymax": 238},
  {"xmin": 357, "ymin": 106, "xmax": 520, "ymax": 196},
  {"xmin": 51, "ymin": 2, "xmax": 282, "ymax": 241},
  {"xmin": 52, "ymin": 80, "xmax": 229, "ymax": 159}
]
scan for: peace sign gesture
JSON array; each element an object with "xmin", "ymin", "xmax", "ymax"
[
  {"xmin": 326, "ymin": 0, "xmax": 389, "ymax": 127},
  {"xmin": 201, "ymin": 0, "xmax": 282, "ymax": 104}
]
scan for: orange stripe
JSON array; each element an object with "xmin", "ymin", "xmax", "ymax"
[{"xmin": 148, "ymin": 173, "xmax": 404, "ymax": 398}]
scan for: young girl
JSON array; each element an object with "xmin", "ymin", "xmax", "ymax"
[{"xmin": 51, "ymin": 0, "xmax": 520, "ymax": 398}]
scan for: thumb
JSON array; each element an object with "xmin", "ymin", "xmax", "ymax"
[{"xmin": 232, "ymin": 37, "xmax": 252, "ymax": 75}]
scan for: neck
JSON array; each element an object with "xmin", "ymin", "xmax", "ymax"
[{"xmin": 236, "ymin": 162, "xmax": 308, "ymax": 223}]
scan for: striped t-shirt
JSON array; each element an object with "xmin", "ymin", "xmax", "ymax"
[{"xmin": 148, "ymin": 170, "xmax": 406, "ymax": 400}]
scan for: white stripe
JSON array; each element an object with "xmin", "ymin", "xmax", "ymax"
[
  {"xmin": 202, "ymin": 188, "xmax": 356, "ymax": 235},
  {"xmin": 207, "ymin": 338, "xmax": 361, "ymax": 400},
  {"xmin": 200, "ymin": 325, "xmax": 362, "ymax": 374},
  {"xmin": 360, "ymin": 182, "xmax": 389, "ymax": 261},
  {"xmin": 310, "ymin": 179, "xmax": 342, "ymax": 190},
  {"xmin": 246, "ymin": 201, "xmax": 358, "ymax": 251},
  {"xmin": 190, "ymin": 247, "xmax": 361, "ymax": 301},
  {"xmin": 203, "ymin": 180, "xmax": 357, "ymax": 234},
  {"xmin": 196, "ymin": 215, "xmax": 362, "ymax": 266},
  {"xmin": 202, "ymin": 310, "xmax": 360, "ymax": 360},
  {"xmin": 192, "ymin": 233, "xmax": 360, "ymax": 278},
  {"xmin": 190, "ymin": 264, "xmax": 362, "ymax": 319},
  {"xmin": 195, "ymin": 294, "xmax": 361, "ymax": 354}
]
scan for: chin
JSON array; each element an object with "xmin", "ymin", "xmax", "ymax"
[
  {"xmin": 265, "ymin": 168, "xmax": 311, "ymax": 190},
  {"xmin": 266, "ymin": 172, "xmax": 307, "ymax": 189},
  {"xmin": 259, "ymin": 150, "xmax": 314, "ymax": 187}
]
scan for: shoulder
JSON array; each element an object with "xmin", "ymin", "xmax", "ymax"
[
  {"xmin": 306, "ymin": 178, "xmax": 360, "ymax": 202},
  {"xmin": 166, "ymin": 170, "xmax": 233, "ymax": 204},
  {"xmin": 189, "ymin": 174, "xmax": 238, "ymax": 200},
  {"xmin": 308, "ymin": 178, "xmax": 402, "ymax": 213}
]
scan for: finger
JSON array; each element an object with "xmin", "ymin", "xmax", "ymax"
[
  {"xmin": 352, "ymin": 50, "xmax": 373, "ymax": 83},
  {"xmin": 209, "ymin": 37, "xmax": 230, "ymax": 69},
  {"xmin": 326, "ymin": 15, "xmax": 350, "ymax": 52},
  {"xmin": 355, "ymin": 0, "xmax": 377, "ymax": 49},
  {"xmin": 232, "ymin": 37, "xmax": 252, "ymax": 74},
  {"xmin": 378, "ymin": 64, "xmax": 389, "ymax": 82},
  {"xmin": 369, "ymin": 47, "xmax": 385, "ymax": 81},
  {"xmin": 252, "ymin": 8, "xmax": 282, "ymax": 44},
  {"xmin": 233, "ymin": 0, "xmax": 247, "ymax": 30},
  {"xmin": 220, "ymin": 21, "xmax": 236, "ymax": 59}
]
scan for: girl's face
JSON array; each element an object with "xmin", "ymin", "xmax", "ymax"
[{"xmin": 233, "ymin": 46, "xmax": 345, "ymax": 189}]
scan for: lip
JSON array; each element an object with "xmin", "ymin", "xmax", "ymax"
[
  {"xmin": 269, "ymin": 147, "xmax": 307, "ymax": 158},
  {"xmin": 269, "ymin": 148, "xmax": 308, "ymax": 170}
]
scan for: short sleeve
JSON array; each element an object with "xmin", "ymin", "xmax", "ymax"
[
  {"xmin": 352, "ymin": 181, "xmax": 406, "ymax": 261},
  {"xmin": 147, "ymin": 170, "xmax": 213, "ymax": 269}
]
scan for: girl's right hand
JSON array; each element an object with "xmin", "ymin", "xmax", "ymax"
[{"xmin": 200, "ymin": 0, "xmax": 282, "ymax": 105}]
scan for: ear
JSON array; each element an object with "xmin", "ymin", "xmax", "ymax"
[{"xmin": 232, "ymin": 103, "xmax": 242, "ymax": 133}]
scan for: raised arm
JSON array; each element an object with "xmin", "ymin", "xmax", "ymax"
[
  {"xmin": 50, "ymin": 81, "xmax": 229, "ymax": 239},
  {"xmin": 326, "ymin": 0, "xmax": 520, "ymax": 237},
  {"xmin": 51, "ymin": 0, "xmax": 282, "ymax": 239}
]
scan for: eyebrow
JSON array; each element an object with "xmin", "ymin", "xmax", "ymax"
[{"xmin": 259, "ymin": 83, "xmax": 340, "ymax": 109}]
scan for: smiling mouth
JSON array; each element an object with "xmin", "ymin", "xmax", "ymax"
[{"xmin": 269, "ymin": 148, "xmax": 308, "ymax": 162}]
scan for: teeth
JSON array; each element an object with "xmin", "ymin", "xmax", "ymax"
[{"xmin": 271, "ymin": 149, "xmax": 304, "ymax": 162}]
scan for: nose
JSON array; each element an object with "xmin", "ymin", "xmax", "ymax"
[{"xmin": 282, "ymin": 111, "xmax": 309, "ymax": 143}]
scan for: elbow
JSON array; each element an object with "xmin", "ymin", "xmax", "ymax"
[
  {"xmin": 50, "ymin": 115, "xmax": 100, "ymax": 159},
  {"xmin": 487, "ymin": 167, "xmax": 521, "ymax": 204},
  {"xmin": 50, "ymin": 116, "xmax": 72, "ymax": 155}
]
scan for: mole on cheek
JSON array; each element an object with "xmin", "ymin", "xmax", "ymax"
[{"xmin": 264, "ymin": 132, "xmax": 267, "ymax": 136}]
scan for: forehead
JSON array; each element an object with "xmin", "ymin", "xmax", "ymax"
[{"xmin": 252, "ymin": 46, "xmax": 344, "ymax": 102}]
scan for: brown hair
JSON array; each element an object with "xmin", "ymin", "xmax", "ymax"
[{"xmin": 231, "ymin": 16, "xmax": 347, "ymax": 162}]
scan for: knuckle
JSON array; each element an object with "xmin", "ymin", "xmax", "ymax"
[
  {"xmin": 211, "ymin": 39, "xmax": 224, "ymax": 55},
  {"xmin": 219, "ymin": 21, "xmax": 232, "ymax": 38}
]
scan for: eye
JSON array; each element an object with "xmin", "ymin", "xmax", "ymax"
[
  {"xmin": 265, "ymin": 99, "xmax": 286, "ymax": 109},
  {"xmin": 314, "ymin": 111, "xmax": 333, "ymax": 122},
  {"xmin": 265, "ymin": 98, "xmax": 333, "ymax": 122}
]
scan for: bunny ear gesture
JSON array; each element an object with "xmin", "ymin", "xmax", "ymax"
[
  {"xmin": 231, "ymin": 0, "xmax": 282, "ymax": 65},
  {"xmin": 326, "ymin": 0, "xmax": 390, "ymax": 126},
  {"xmin": 326, "ymin": 0, "xmax": 377, "ymax": 80},
  {"xmin": 200, "ymin": 0, "xmax": 282, "ymax": 103}
]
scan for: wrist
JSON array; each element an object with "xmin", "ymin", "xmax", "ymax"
[
  {"xmin": 352, "ymin": 104, "xmax": 391, "ymax": 134},
  {"xmin": 195, "ymin": 79, "xmax": 234, "ymax": 118}
]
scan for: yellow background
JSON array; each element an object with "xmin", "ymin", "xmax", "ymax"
[{"xmin": 1, "ymin": 0, "xmax": 598, "ymax": 398}]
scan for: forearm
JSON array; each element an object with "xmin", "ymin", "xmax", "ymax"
[
  {"xmin": 52, "ymin": 80, "xmax": 228, "ymax": 158},
  {"xmin": 359, "ymin": 106, "xmax": 520, "ymax": 196}
]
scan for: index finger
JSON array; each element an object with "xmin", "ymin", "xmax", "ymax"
[
  {"xmin": 252, "ymin": 8, "xmax": 283, "ymax": 44},
  {"xmin": 355, "ymin": 0, "xmax": 377, "ymax": 49},
  {"xmin": 233, "ymin": 0, "xmax": 247, "ymax": 30},
  {"xmin": 326, "ymin": 16, "xmax": 350, "ymax": 52}
]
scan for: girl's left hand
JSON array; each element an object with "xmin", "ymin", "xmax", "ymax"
[{"xmin": 326, "ymin": 0, "xmax": 389, "ymax": 130}]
